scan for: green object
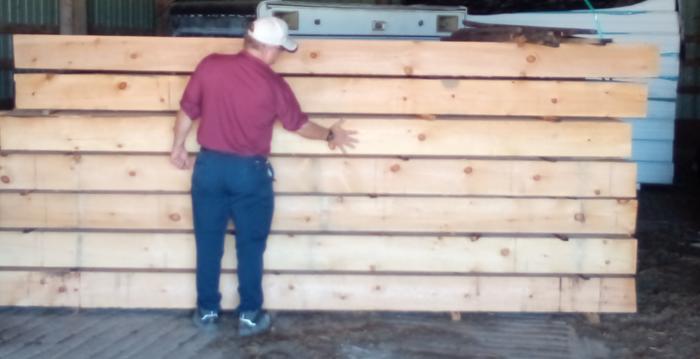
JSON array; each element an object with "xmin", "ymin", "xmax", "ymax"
[
  {"xmin": 0, "ymin": 0, "xmax": 60, "ymax": 32},
  {"xmin": 0, "ymin": 35, "xmax": 12, "ymax": 109},
  {"xmin": 88, "ymin": 0, "xmax": 155, "ymax": 35},
  {"xmin": 583, "ymin": 0, "xmax": 605, "ymax": 39}
]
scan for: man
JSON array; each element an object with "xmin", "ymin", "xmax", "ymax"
[{"xmin": 170, "ymin": 16, "xmax": 357, "ymax": 337}]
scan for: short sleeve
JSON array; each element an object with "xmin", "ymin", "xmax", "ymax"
[
  {"xmin": 179, "ymin": 59, "xmax": 207, "ymax": 120},
  {"xmin": 274, "ymin": 77, "xmax": 309, "ymax": 131}
]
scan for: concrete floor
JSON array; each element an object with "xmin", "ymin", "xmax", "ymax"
[{"xmin": 0, "ymin": 308, "xmax": 609, "ymax": 359}]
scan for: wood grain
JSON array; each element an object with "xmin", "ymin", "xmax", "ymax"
[
  {"xmin": 0, "ymin": 115, "xmax": 633, "ymax": 158},
  {"xmin": 0, "ymin": 231, "xmax": 637, "ymax": 275},
  {"xmin": 0, "ymin": 193, "xmax": 638, "ymax": 235},
  {"xmin": 0, "ymin": 270, "xmax": 636, "ymax": 312},
  {"xmin": 12, "ymin": 35, "xmax": 659, "ymax": 78},
  {"xmin": 13, "ymin": 74, "xmax": 648, "ymax": 117}
]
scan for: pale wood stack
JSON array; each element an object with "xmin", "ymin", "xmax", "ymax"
[{"xmin": 0, "ymin": 35, "xmax": 658, "ymax": 312}]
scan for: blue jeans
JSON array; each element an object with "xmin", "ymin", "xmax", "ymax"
[{"xmin": 191, "ymin": 148, "xmax": 274, "ymax": 312}]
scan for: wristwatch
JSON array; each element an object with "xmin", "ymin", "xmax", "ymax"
[{"xmin": 326, "ymin": 128, "xmax": 335, "ymax": 142}]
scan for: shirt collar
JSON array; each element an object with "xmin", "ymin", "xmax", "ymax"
[{"xmin": 239, "ymin": 50, "xmax": 272, "ymax": 69}]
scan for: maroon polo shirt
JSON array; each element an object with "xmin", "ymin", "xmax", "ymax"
[{"xmin": 180, "ymin": 51, "xmax": 308, "ymax": 156}]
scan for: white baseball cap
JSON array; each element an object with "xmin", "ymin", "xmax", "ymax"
[{"xmin": 248, "ymin": 16, "xmax": 298, "ymax": 52}]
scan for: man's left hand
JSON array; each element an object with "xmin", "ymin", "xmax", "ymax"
[{"xmin": 328, "ymin": 119, "xmax": 358, "ymax": 154}]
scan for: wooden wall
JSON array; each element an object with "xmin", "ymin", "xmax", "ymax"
[{"xmin": 0, "ymin": 35, "xmax": 657, "ymax": 312}]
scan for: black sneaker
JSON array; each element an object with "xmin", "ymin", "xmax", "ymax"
[
  {"xmin": 238, "ymin": 310, "xmax": 271, "ymax": 337},
  {"xmin": 192, "ymin": 308, "xmax": 219, "ymax": 331}
]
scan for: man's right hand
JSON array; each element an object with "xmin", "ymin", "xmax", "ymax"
[{"xmin": 170, "ymin": 145, "xmax": 194, "ymax": 170}]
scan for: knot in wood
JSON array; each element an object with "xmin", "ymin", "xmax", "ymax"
[
  {"xmin": 550, "ymin": 98, "xmax": 559, "ymax": 104},
  {"xmin": 117, "ymin": 82, "xmax": 128, "ymax": 90},
  {"xmin": 594, "ymin": 189, "xmax": 602, "ymax": 196},
  {"xmin": 0, "ymin": 176, "xmax": 10, "ymax": 184},
  {"xmin": 463, "ymin": 166, "xmax": 473, "ymax": 175},
  {"xmin": 390, "ymin": 164, "xmax": 401, "ymax": 173},
  {"xmin": 130, "ymin": 52, "xmax": 139, "ymax": 59},
  {"xmin": 574, "ymin": 213, "xmax": 586, "ymax": 223},
  {"xmin": 403, "ymin": 66, "xmax": 414, "ymax": 76},
  {"xmin": 554, "ymin": 234, "xmax": 569, "ymax": 242},
  {"xmin": 417, "ymin": 133, "xmax": 427, "ymax": 141},
  {"xmin": 526, "ymin": 55, "xmax": 537, "ymax": 63},
  {"xmin": 169, "ymin": 213, "xmax": 181, "ymax": 222},
  {"xmin": 500, "ymin": 248, "xmax": 511, "ymax": 257},
  {"xmin": 309, "ymin": 51, "xmax": 319, "ymax": 59},
  {"xmin": 532, "ymin": 174, "xmax": 542, "ymax": 181},
  {"xmin": 128, "ymin": 170, "xmax": 137, "ymax": 177}
]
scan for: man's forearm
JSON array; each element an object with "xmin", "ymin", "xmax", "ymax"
[
  {"xmin": 296, "ymin": 121, "xmax": 330, "ymax": 141},
  {"xmin": 173, "ymin": 110, "xmax": 194, "ymax": 149}
]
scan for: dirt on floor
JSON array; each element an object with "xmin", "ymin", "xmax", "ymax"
[{"xmin": 566, "ymin": 180, "xmax": 700, "ymax": 358}]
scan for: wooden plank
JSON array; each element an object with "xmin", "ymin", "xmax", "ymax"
[
  {"xmin": 0, "ymin": 270, "xmax": 637, "ymax": 312},
  {"xmin": 12, "ymin": 35, "xmax": 659, "ymax": 78},
  {"xmin": 0, "ymin": 154, "xmax": 637, "ymax": 198},
  {"xmin": 0, "ymin": 271, "xmax": 80, "ymax": 307},
  {"xmin": 0, "ymin": 231, "xmax": 638, "ymax": 275},
  {"xmin": 13, "ymin": 74, "xmax": 649, "ymax": 117},
  {"xmin": 618, "ymin": 78, "xmax": 677, "ymax": 100},
  {"xmin": 0, "ymin": 193, "xmax": 638, "ymax": 235},
  {"xmin": 0, "ymin": 115, "xmax": 634, "ymax": 158},
  {"xmin": 469, "ymin": 12, "xmax": 679, "ymax": 34},
  {"xmin": 598, "ymin": 277, "xmax": 638, "ymax": 313}
]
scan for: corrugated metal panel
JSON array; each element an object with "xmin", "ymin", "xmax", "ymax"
[
  {"xmin": 88, "ymin": 0, "xmax": 155, "ymax": 35},
  {"xmin": 0, "ymin": 0, "xmax": 59, "ymax": 109},
  {"xmin": 679, "ymin": 0, "xmax": 699, "ymax": 120},
  {"xmin": 0, "ymin": 34, "xmax": 13, "ymax": 109},
  {"xmin": 0, "ymin": 0, "xmax": 60, "ymax": 32}
]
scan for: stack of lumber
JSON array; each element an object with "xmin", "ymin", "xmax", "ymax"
[
  {"xmin": 444, "ymin": 21, "xmax": 609, "ymax": 47},
  {"xmin": 0, "ymin": 35, "xmax": 657, "ymax": 312},
  {"xmin": 469, "ymin": 0, "xmax": 680, "ymax": 184}
]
